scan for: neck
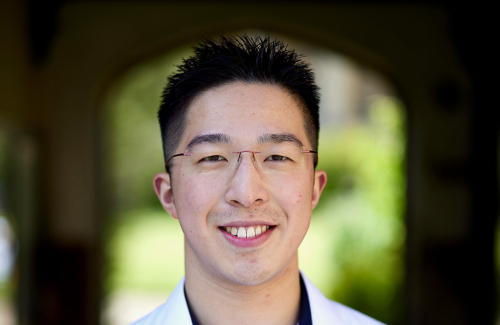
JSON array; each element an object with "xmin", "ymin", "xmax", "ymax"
[{"xmin": 184, "ymin": 253, "xmax": 301, "ymax": 325}]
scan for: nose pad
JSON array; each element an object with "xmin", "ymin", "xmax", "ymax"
[
  {"xmin": 233, "ymin": 150, "xmax": 261, "ymax": 173},
  {"xmin": 225, "ymin": 150, "xmax": 268, "ymax": 207}
]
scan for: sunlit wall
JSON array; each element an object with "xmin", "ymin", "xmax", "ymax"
[{"xmin": 0, "ymin": 129, "xmax": 18, "ymax": 325}]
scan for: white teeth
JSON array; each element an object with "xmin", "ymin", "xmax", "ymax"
[
  {"xmin": 224, "ymin": 225, "xmax": 270, "ymax": 237},
  {"xmin": 247, "ymin": 227, "xmax": 255, "ymax": 238}
]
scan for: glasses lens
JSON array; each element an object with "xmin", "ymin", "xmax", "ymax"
[
  {"xmin": 257, "ymin": 145, "xmax": 312, "ymax": 173},
  {"xmin": 169, "ymin": 144, "xmax": 314, "ymax": 175}
]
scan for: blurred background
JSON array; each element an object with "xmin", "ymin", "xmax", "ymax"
[{"xmin": 0, "ymin": 1, "xmax": 496, "ymax": 325}]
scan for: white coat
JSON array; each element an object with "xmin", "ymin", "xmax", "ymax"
[{"xmin": 131, "ymin": 272, "xmax": 385, "ymax": 325}]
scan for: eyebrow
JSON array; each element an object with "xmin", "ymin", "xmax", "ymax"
[
  {"xmin": 257, "ymin": 133, "xmax": 304, "ymax": 147},
  {"xmin": 186, "ymin": 133, "xmax": 232, "ymax": 150}
]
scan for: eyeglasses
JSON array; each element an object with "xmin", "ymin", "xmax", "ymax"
[{"xmin": 165, "ymin": 143, "xmax": 317, "ymax": 176}]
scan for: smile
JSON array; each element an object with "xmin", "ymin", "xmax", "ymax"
[{"xmin": 220, "ymin": 225, "xmax": 271, "ymax": 238}]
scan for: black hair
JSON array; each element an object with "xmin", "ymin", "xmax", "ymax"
[{"xmin": 158, "ymin": 34, "xmax": 320, "ymax": 171}]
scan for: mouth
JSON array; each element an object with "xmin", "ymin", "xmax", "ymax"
[{"xmin": 219, "ymin": 225, "xmax": 274, "ymax": 238}]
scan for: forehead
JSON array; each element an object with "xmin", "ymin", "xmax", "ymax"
[{"xmin": 182, "ymin": 82, "xmax": 308, "ymax": 148}]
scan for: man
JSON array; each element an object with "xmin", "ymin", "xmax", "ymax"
[{"xmin": 133, "ymin": 35, "xmax": 383, "ymax": 325}]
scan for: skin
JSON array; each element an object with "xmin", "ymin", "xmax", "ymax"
[{"xmin": 154, "ymin": 82, "xmax": 327, "ymax": 325}]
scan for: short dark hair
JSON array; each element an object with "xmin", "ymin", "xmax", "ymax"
[{"xmin": 158, "ymin": 34, "xmax": 320, "ymax": 170}]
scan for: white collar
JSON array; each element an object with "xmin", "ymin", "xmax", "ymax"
[{"xmin": 131, "ymin": 272, "xmax": 384, "ymax": 325}]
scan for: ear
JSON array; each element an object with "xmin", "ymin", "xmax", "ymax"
[
  {"xmin": 311, "ymin": 170, "xmax": 327, "ymax": 210},
  {"xmin": 153, "ymin": 172, "xmax": 179, "ymax": 219}
]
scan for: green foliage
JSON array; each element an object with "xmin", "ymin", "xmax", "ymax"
[
  {"xmin": 107, "ymin": 209, "xmax": 185, "ymax": 293},
  {"xmin": 104, "ymin": 46, "xmax": 194, "ymax": 213},
  {"xmin": 104, "ymin": 46, "xmax": 193, "ymax": 296},
  {"xmin": 300, "ymin": 95, "xmax": 405, "ymax": 323}
]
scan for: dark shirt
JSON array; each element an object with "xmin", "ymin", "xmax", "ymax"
[{"xmin": 185, "ymin": 274, "xmax": 312, "ymax": 325}]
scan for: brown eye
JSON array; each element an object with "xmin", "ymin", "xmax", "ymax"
[
  {"xmin": 266, "ymin": 155, "xmax": 290, "ymax": 161},
  {"xmin": 200, "ymin": 155, "xmax": 226, "ymax": 162}
]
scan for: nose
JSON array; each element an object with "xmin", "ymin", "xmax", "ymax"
[{"xmin": 224, "ymin": 152, "xmax": 269, "ymax": 207}]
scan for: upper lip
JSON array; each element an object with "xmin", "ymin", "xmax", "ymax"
[{"xmin": 219, "ymin": 221, "xmax": 275, "ymax": 227}]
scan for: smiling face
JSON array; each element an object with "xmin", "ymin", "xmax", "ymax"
[{"xmin": 154, "ymin": 82, "xmax": 326, "ymax": 287}]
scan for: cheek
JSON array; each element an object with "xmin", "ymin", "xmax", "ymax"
[
  {"xmin": 269, "ymin": 174, "xmax": 314, "ymax": 238},
  {"xmin": 270, "ymin": 174, "xmax": 313, "ymax": 209},
  {"xmin": 174, "ymin": 177, "xmax": 223, "ymax": 225}
]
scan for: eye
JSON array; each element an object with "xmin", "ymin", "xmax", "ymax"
[
  {"xmin": 265, "ymin": 155, "xmax": 292, "ymax": 162},
  {"xmin": 199, "ymin": 155, "xmax": 227, "ymax": 162}
]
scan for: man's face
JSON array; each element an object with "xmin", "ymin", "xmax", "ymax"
[{"xmin": 154, "ymin": 82, "xmax": 326, "ymax": 286}]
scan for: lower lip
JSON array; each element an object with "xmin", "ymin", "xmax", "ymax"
[{"xmin": 220, "ymin": 227, "xmax": 274, "ymax": 248}]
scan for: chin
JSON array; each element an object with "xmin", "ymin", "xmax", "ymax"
[
  {"xmin": 226, "ymin": 269, "xmax": 273, "ymax": 286},
  {"xmin": 220, "ymin": 260, "xmax": 291, "ymax": 286}
]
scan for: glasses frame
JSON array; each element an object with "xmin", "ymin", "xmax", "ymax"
[{"xmin": 165, "ymin": 149, "xmax": 318, "ymax": 171}]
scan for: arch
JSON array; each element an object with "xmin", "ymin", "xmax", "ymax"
[{"xmin": 10, "ymin": 2, "xmax": 474, "ymax": 324}]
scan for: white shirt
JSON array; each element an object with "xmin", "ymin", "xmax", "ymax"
[{"xmin": 131, "ymin": 272, "xmax": 385, "ymax": 325}]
